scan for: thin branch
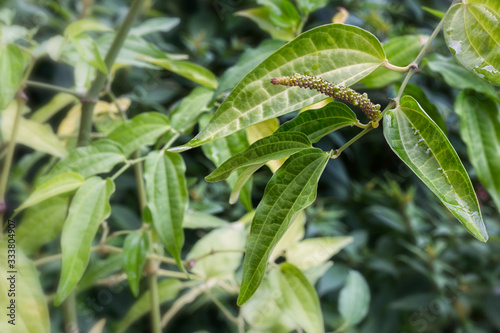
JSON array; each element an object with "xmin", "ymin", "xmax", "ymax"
[{"xmin": 26, "ymin": 80, "xmax": 84, "ymax": 99}]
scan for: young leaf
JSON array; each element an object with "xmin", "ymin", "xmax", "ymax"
[
  {"xmin": 279, "ymin": 263, "xmax": 325, "ymax": 333},
  {"xmin": 0, "ymin": 43, "xmax": 28, "ymax": 109},
  {"xmin": 107, "ymin": 112, "xmax": 171, "ymax": 157},
  {"xmin": 116, "ymin": 279, "xmax": 181, "ymax": 333},
  {"xmin": 0, "ymin": 240, "xmax": 50, "ymax": 333},
  {"xmin": 247, "ymin": 118, "xmax": 286, "ymax": 173},
  {"xmin": 140, "ymin": 56, "xmax": 218, "ymax": 89},
  {"xmin": 275, "ymin": 102, "xmax": 359, "ymax": 143},
  {"xmin": 15, "ymin": 172, "xmax": 83, "ymax": 213},
  {"xmin": 206, "ymin": 132, "xmax": 312, "ymax": 182},
  {"xmin": 296, "ymin": 0, "xmax": 329, "ymax": 14},
  {"xmin": 383, "ymin": 95, "xmax": 488, "ymax": 242},
  {"xmin": 130, "ymin": 17, "xmax": 180, "ymax": 36},
  {"xmin": 286, "ymin": 237, "xmax": 353, "ymax": 270},
  {"xmin": 238, "ymin": 148, "xmax": 330, "ymax": 305},
  {"xmin": 123, "ymin": 231, "xmax": 149, "ymax": 297},
  {"xmin": 79, "ymin": 254, "xmax": 124, "ymax": 290},
  {"xmin": 186, "ymin": 223, "xmax": 246, "ymax": 278},
  {"xmin": 30, "ymin": 93, "xmax": 76, "ymax": 123},
  {"xmin": 170, "ymin": 86, "xmax": 214, "ymax": 134},
  {"xmin": 144, "ymin": 151, "xmax": 188, "ymax": 270},
  {"xmin": 443, "ymin": 0, "xmax": 500, "ymax": 86},
  {"xmin": 236, "ymin": 7, "xmax": 296, "ymax": 42},
  {"xmin": 17, "ymin": 196, "xmax": 69, "ymax": 255},
  {"xmin": 362, "ymin": 35, "xmax": 428, "ymax": 88},
  {"xmin": 183, "ymin": 24, "xmax": 386, "ymax": 149},
  {"xmin": 72, "ymin": 33, "xmax": 108, "ymax": 74},
  {"xmin": 46, "ymin": 139, "xmax": 126, "ymax": 179},
  {"xmin": 455, "ymin": 90, "xmax": 500, "ymax": 211},
  {"xmin": 338, "ymin": 270, "xmax": 370, "ymax": 326},
  {"xmin": 55, "ymin": 177, "xmax": 115, "ymax": 305}
]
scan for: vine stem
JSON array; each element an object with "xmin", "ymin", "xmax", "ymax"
[
  {"xmin": 331, "ymin": 122, "xmax": 375, "ymax": 159},
  {"xmin": 77, "ymin": 0, "xmax": 146, "ymax": 146},
  {"xmin": 25, "ymin": 80, "xmax": 84, "ymax": 99}
]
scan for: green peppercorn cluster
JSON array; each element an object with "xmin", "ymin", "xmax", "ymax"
[{"xmin": 271, "ymin": 73, "xmax": 381, "ymax": 120}]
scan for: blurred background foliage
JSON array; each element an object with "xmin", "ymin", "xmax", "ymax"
[{"xmin": 3, "ymin": 0, "xmax": 500, "ymax": 332}]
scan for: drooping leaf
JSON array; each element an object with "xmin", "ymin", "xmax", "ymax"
[
  {"xmin": 144, "ymin": 151, "xmax": 187, "ymax": 270},
  {"xmin": 140, "ymin": 56, "xmax": 218, "ymax": 89},
  {"xmin": 238, "ymin": 148, "xmax": 330, "ymax": 305},
  {"xmin": 276, "ymin": 102, "xmax": 359, "ymax": 143},
  {"xmin": 116, "ymin": 279, "xmax": 182, "ymax": 333},
  {"xmin": 184, "ymin": 24, "xmax": 385, "ymax": 148},
  {"xmin": 286, "ymin": 237, "xmax": 353, "ymax": 270},
  {"xmin": 55, "ymin": 177, "xmax": 115, "ymax": 305},
  {"xmin": 229, "ymin": 164, "xmax": 264, "ymax": 205},
  {"xmin": 425, "ymin": 54, "xmax": 498, "ymax": 101},
  {"xmin": 15, "ymin": 171, "xmax": 84, "ymax": 213},
  {"xmin": 206, "ymin": 132, "xmax": 312, "ymax": 182},
  {"xmin": 186, "ymin": 223, "xmax": 246, "ymax": 278},
  {"xmin": 0, "ymin": 43, "xmax": 29, "ymax": 109},
  {"xmin": 0, "ymin": 240, "xmax": 50, "ymax": 333},
  {"xmin": 201, "ymin": 115, "xmax": 253, "ymax": 210},
  {"xmin": 30, "ymin": 93, "xmax": 76, "ymax": 123},
  {"xmin": 455, "ymin": 90, "xmax": 500, "ymax": 211},
  {"xmin": 46, "ymin": 139, "xmax": 126, "ymax": 179},
  {"xmin": 383, "ymin": 95, "xmax": 488, "ymax": 241},
  {"xmin": 123, "ymin": 231, "xmax": 149, "ymax": 297},
  {"xmin": 64, "ymin": 19, "xmax": 111, "ymax": 38},
  {"xmin": 130, "ymin": 17, "xmax": 180, "ymax": 36},
  {"xmin": 107, "ymin": 112, "xmax": 171, "ymax": 157},
  {"xmin": 278, "ymin": 263, "xmax": 324, "ymax": 333},
  {"xmin": 443, "ymin": 0, "xmax": 500, "ymax": 86},
  {"xmin": 1, "ymin": 102, "xmax": 67, "ymax": 158},
  {"xmin": 338, "ymin": 270, "xmax": 370, "ymax": 326},
  {"xmin": 17, "ymin": 196, "xmax": 69, "ymax": 255},
  {"xmin": 362, "ymin": 35, "xmax": 428, "ymax": 88}
]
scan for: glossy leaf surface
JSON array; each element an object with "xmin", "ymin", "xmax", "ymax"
[
  {"xmin": 455, "ymin": 91, "xmax": 500, "ymax": 211},
  {"xmin": 144, "ymin": 151, "xmax": 187, "ymax": 269},
  {"xmin": 444, "ymin": 0, "xmax": 500, "ymax": 86},
  {"xmin": 185, "ymin": 24, "xmax": 385, "ymax": 148},
  {"xmin": 383, "ymin": 96, "xmax": 487, "ymax": 241},
  {"xmin": 206, "ymin": 132, "xmax": 312, "ymax": 182},
  {"xmin": 55, "ymin": 177, "xmax": 115, "ymax": 305},
  {"xmin": 276, "ymin": 102, "xmax": 358, "ymax": 143},
  {"xmin": 238, "ymin": 148, "xmax": 330, "ymax": 305}
]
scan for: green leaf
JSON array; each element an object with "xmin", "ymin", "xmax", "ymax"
[
  {"xmin": 201, "ymin": 115, "xmax": 253, "ymax": 210},
  {"xmin": 130, "ymin": 17, "xmax": 180, "ymax": 36},
  {"xmin": 15, "ymin": 171, "xmax": 84, "ymax": 213},
  {"xmin": 72, "ymin": 33, "xmax": 108, "ymax": 74},
  {"xmin": 144, "ymin": 151, "xmax": 188, "ymax": 270},
  {"xmin": 238, "ymin": 148, "xmax": 330, "ymax": 305},
  {"xmin": 395, "ymin": 83, "xmax": 446, "ymax": 133},
  {"xmin": 186, "ymin": 223, "xmax": 246, "ymax": 278},
  {"xmin": 0, "ymin": 240, "xmax": 50, "ymax": 333},
  {"xmin": 279, "ymin": 263, "xmax": 324, "ymax": 333},
  {"xmin": 123, "ymin": 231, "xmax": 149, "ymax": 297},
  {"xmin": 170, "ymin": 86, "xmax": 214, "ymax": 133},
  {"xmin": 46, "ymin": 139, "xmax": 126, "ymax": 179},
  {"xmin": 116, "ymin": 279, "xmax": 181, "ymax": 333},
  {"xmin": 183, "ymin": 210, "xmax": 229, "ymax": 229},
  {"xmin": 55, "ymin": 177, "xmax": 115, "ymax": 305},
  {"xmin": 17, "ymin": 196, "xmax": 69, "ymax": 255},
  {"xmin": 422, "ymin": 6, "xmax": 445, "ymax": 19},
  {"xmin": 30, "ymin": 93, "xmax": 76, "ymax": 123},
  {"xmin": 107, "ymin": 112, "xmax": 171, "ymax": 157},
  {"xmin": 269, "ymin": 211, "xmax": 306, "ymax": 262},
  {"xmin": 1, "ymin": 102, "xmax": 67, "ymax": 157},
  {"xmin": 206, "ymin": 132, "xmax": 312, "ymax": 182},
  {"xmin": 425, "ymin": 54, "xmax": 499, "ymax": 101},
  {"xmin": 64, "ymin": 19, "xmax": 111, "ymax": 39},
  {"xmin": 443, "ymin": 0, "xmax": 500, "ymax": 86},
  {"xmin": 79, "ymin": 254, "xmax": 124, "ymax": 290},
  {"xmin": 383, "ymin": 95, "xmax": 488, "ymax": 242},
  {"xmin": 276, "ymin": 102, "xmax": 359, "ymax": 143},
  {"xmin": 236, "ymin": 7, "xmax": 296, "ymax": 41},
  {"xmin": 338, "ymin": 270, "xmax": 370, "ymax": 326},
  {"xmin": 140, "ymin": 56, "xmax": 218, "ymax": 89},
  {"xmin": 286, "ymin": 237, "xmax": 353, "ymax": 270},
  {"xmin": 185, "ymin": 24, "xmax": 385, "ymax": 149},
  {"xmin": 296, "ymin": 0, "xmax": 329, "ymax": 14},
  {"xmin": 455, "ymin": 90, "xmax": 500, "ymax": 211},
  {"xmin": 215, "ymin": 39, "xmax": 284, "ymax": 97},
  {"xmin": 0, "ymin": 43, "xmax": 28, "ymax": 109},
  {"xmin": 362, "ymin": 35, "xmax": 428, "ymax": 88}
]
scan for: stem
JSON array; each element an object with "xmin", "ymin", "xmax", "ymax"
[
  {"xmin": 0, "ymin": 95, "xmax": 26, "ymax": 225},
  {"xmin": 394, "ymin": 10, "xmax": 448, "ymax": 102},
  {"xmin": 156, "ymin": 269, "xmax": 201, "ymax": 280},
  {"xmin": 332, "ymin": 123, "xmax": 375, "ymax": 159},
  {"xmin": 62, "ymin": 292, "xmax": 79, "ymax": 333},
  {"xmin": 110, "ymin": 161, "xmax": 131, "ymax": 181},
  {"xmin": 205, "ymin": 290, "xmax": 240, "ymax": 326},
  {"xmin": 383, "ymin": 61, "xmax": 412, "ymax": 73},
  {"xmin": 132, "ymin": 150, "xmax": 147, "ymax": 212},
  {"xmin": 26, "ymin": 80, "xmax": 84, "ymax": 99},
  {"xmin": 147, "ymin": 269, "xmax": 162, "ymax": 333},
  {"xmin": 161, "ymin": 285, "xmax": 206, "ymax": 328},
  {"xmin": 77, "ymin": 0, "xmax": 145, "ymax": 146}
]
